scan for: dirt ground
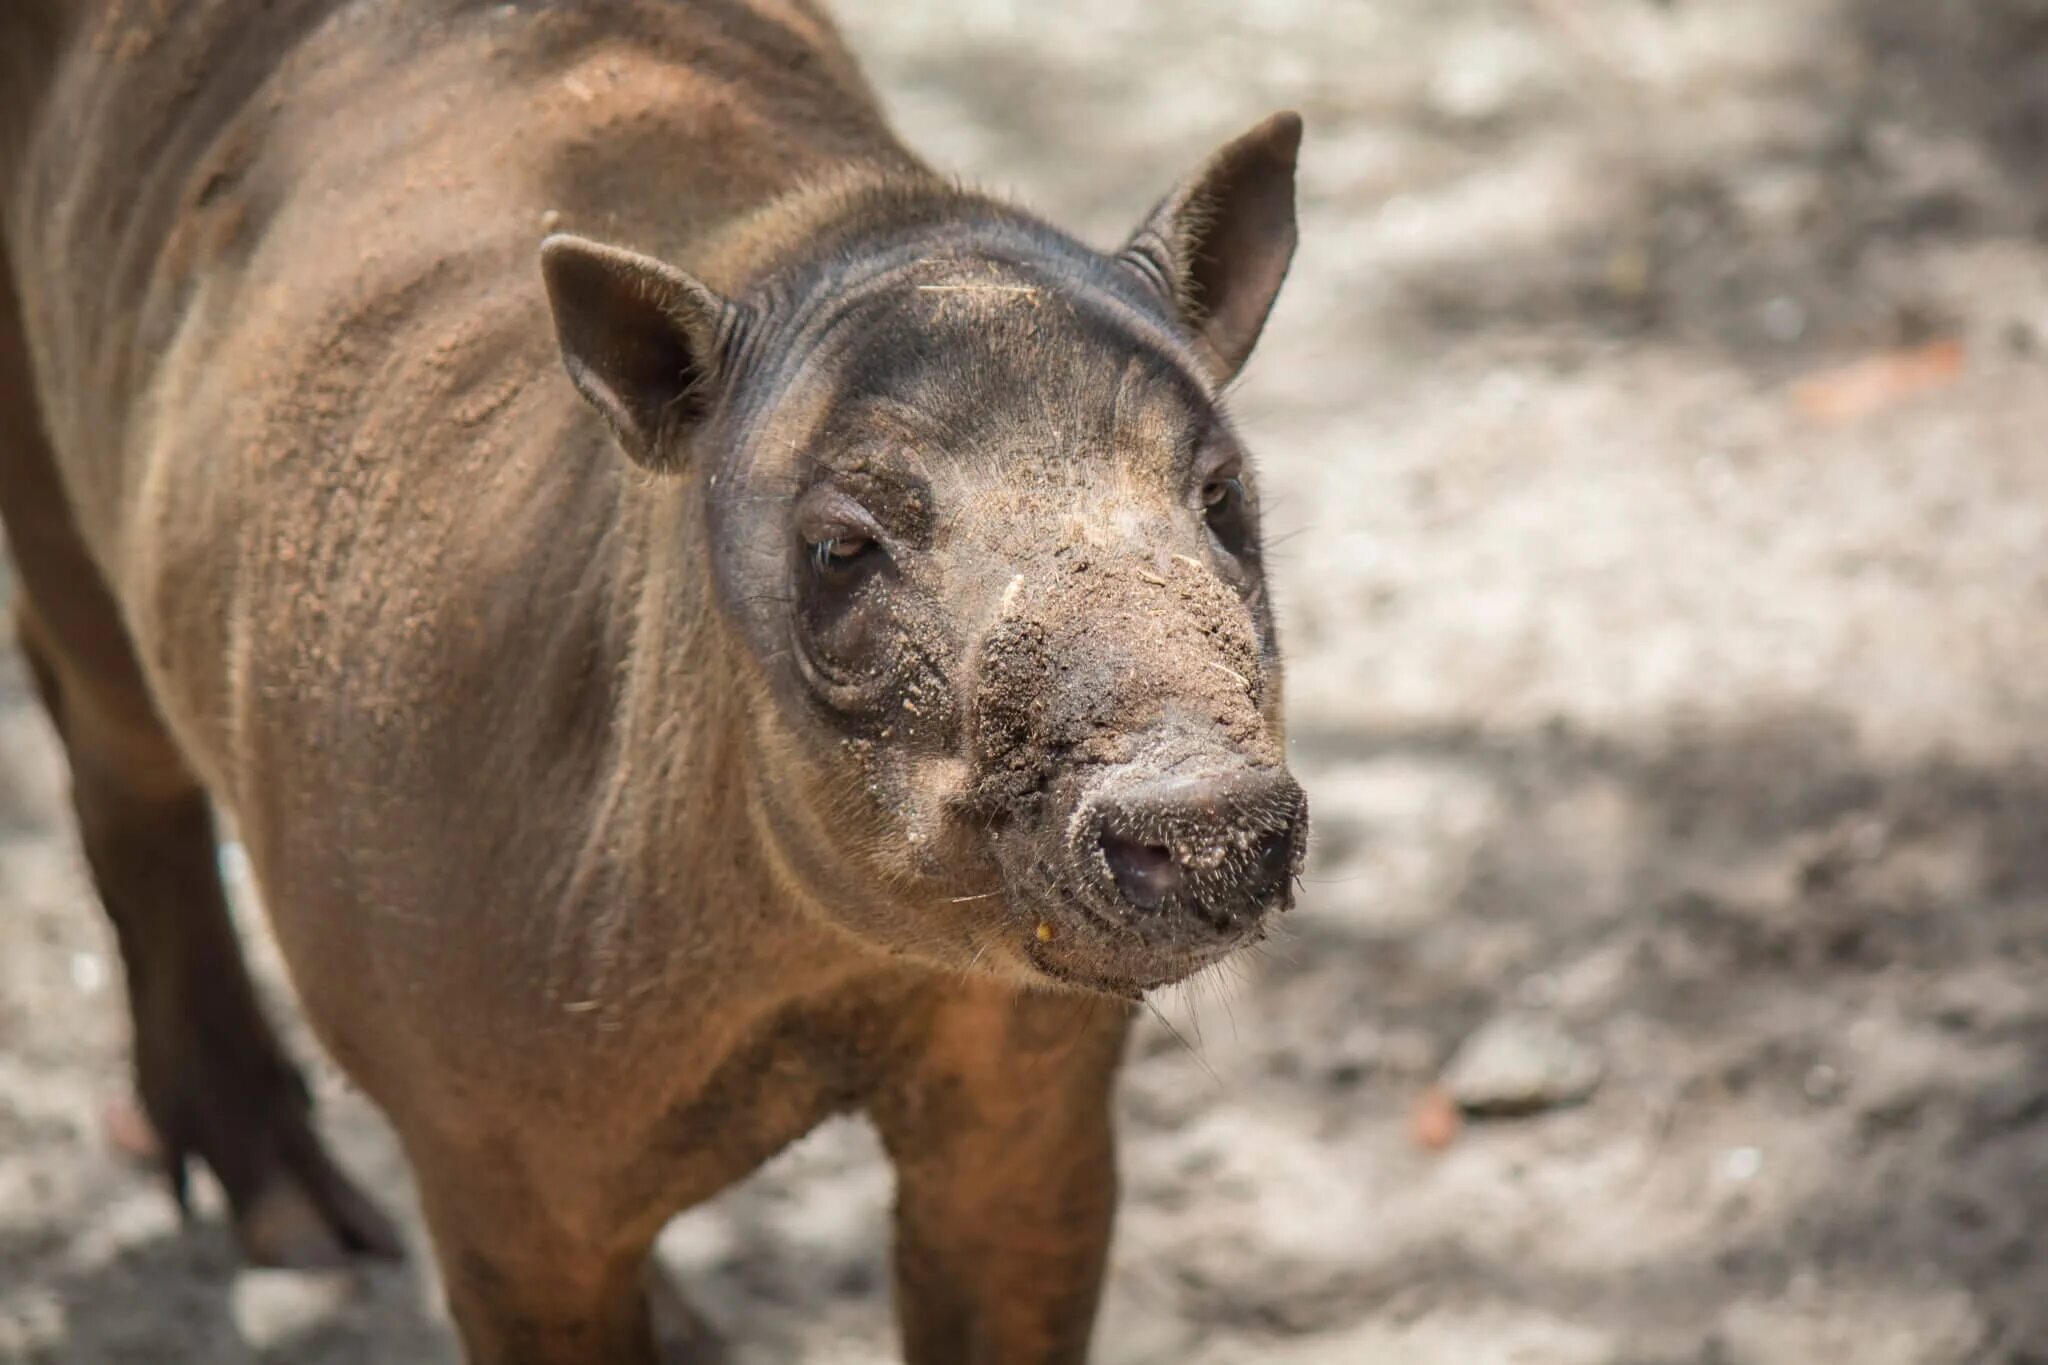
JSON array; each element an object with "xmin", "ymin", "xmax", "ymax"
[{"xmin": 6, "ymin": 0, "xmax": 2048, "ymax": 1361}]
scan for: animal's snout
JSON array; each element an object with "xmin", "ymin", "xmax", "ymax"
[{"xmin": 1087, "ymin": 767, "xmax": 1307, "ymax": 935}]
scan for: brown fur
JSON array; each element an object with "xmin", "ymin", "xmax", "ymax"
[{"xmin": 0, "ymin": 3, "xmax": 1305, "ymax": 1359}]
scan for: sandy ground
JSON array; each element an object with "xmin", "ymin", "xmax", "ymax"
[{"xmin": 7, "ymin": 0, "xmax": 2048, "ymax": 1360}]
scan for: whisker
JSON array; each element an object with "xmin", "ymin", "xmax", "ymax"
[
  {"xmin": 1143, "ymin": 998, "xmax": 1219, "ymax": 1086},
  {"xmin": 1069, "ymin": 991, "xmax": 1102, "ymax": 1053},
  {"xmin": 1182, "ymin": 979, "xmax": 1208, "ymax": 1051}
]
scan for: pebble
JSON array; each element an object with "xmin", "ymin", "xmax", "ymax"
[
  {"xmin": 232, "ymin": 1269, "xmax": 352, "ymax": 1350},
  {"xmin": 1803, "ymin": 1063, "xmax": 1844, "ymax": 1103},
  {"xmin": 67, "ymin": 951, "xmax": 105, "ymax": 996},
  {"xmin": 1719, "ymin": 1146, "xmax": 1764, "ymax": 1182},
  {"xmin": 1441, "ymin": 1010, "xmax": 1605, "ymax": 1117}
]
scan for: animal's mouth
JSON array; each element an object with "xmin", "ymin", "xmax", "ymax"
[
  {"xmin": 1023, "ymin": 915, "xmax": 1258, "ymax": 998},
  {"xmin": 1024, "ymin": 939, "xmax": 1147, "ymax": 999}
]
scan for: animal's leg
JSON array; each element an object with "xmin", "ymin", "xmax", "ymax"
[
  {"xmin": 409, "ymin": 1138, "xmax": 677, "ymax": 1365},
  {"xmin": 870, "ymin": 984, "xmax": 1132, "ymax": 1365},
  {"xmin": 0, "ymin": 244, "xmax": 399, "ymax": 1267}
]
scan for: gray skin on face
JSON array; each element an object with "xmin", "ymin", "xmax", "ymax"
[{"xmin": 545, "ymin": 153, "xmax": 1309, "ymax": 998}]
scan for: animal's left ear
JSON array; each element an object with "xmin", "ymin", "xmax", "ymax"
[
  {"xmin": 1119, "ymin": 111, "xmax": 1303, "ymax": 385},
  {"xmin": 539, "ymin": 234, "xmax": 746, "ymax": 472}
]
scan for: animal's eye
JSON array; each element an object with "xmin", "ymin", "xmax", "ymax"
[
  {"xmin": 1201, "ymin": 476, "xmax": 1242, "ymax": 512},
  {"xmin": 810, "ymin": 533, "xmax": 877, "ymax": 575},
  {"xmin": 1200, "ymin": 471, "xmax": 1252, "ymax": 559}
]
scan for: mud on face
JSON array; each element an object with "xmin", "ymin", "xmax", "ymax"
[
  {"xmin": 542, "ymin": 115, "xmax": 1309, "ymax": 995},
  {"xmin": 720, "ymin": 227, "xmax": 1306, "ymax": 992}
]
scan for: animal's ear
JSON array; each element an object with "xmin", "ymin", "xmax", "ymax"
[
  {"xmin": 539, "ymin": 234, "xmax": 745, "ymax": 472},
  {"xmin": 1119, "ymin": 111, "xmax": 1303, "ymax": 385}
]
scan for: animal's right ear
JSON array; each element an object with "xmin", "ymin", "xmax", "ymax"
[{"xmin": 539, "ymin": 234, "xmax": 746, "ymax": 472}]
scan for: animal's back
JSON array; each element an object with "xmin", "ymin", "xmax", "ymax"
[{"xmin": 3, "ymin": 0, "xmax": 908, "ymax": 795}]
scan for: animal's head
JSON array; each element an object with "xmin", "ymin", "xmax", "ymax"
[{"xmin": 542, "ymin": 114, "xmax": 1309, "ymax": 996}]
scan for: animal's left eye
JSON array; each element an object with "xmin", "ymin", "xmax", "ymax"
[
  {"xmin": 1200, "ymin": 472, "xmax": 1252, "ymax": 559},
  {"xmin": 1201, "ymin": 476, "xmax": 1242, "ymax": 512}
]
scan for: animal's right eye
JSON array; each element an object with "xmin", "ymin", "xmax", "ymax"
[
  {"xmin": 795, "ymin": 479, "xmax": 890, "ymax": 594},
  {"xmin": 793, "ymin": 485, "xmax": 893, "ymax": 676},
  {"xmin": 810, "ymin": 532, "xmax": 879, "ymax": 576}
]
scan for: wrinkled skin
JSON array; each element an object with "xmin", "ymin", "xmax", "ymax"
[
  {"xmin": 0, "ymin": 2, "xmax": 1306, "ymax": 1360},
  {"xmin": 693, "ymin": 208, "xmax": 1307, "ymax": 998}
]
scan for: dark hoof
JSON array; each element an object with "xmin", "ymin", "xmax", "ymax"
[{"xmin": 131, "ymin": 1052, "xmax": 404, "ymax": 1269}]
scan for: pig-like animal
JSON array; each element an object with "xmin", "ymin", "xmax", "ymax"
[{"xmin": 0, "ymin": 2, "xmax": 1307, "ymax": 1359}]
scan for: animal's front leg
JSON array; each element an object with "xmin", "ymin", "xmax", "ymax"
[
  {"xmin": 406, "ymin": 1133, "xmax": 673, "ymax": 1365},
  {"xmin": 870, "ymin": 983, "xmax": 1133, "ymax": 1365}
]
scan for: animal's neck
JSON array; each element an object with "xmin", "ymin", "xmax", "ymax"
[
  {"xmin": 551, "ymin": 175, "xmax": 1041, "ymax": 994},
  {"xmin": 597, "ymin": 484, "xmax": 736, "ymax": 882}
]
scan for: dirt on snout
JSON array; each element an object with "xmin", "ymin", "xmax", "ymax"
[
  {"xmin": 7, "ymin": 1, "xmax": 2048, "ymax": 1362},
  {"xmin": 973, "ymin": 549, "xmax": 1271, "ymax": 791}
]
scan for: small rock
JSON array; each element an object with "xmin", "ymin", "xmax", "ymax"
[
  {"xmin": 1803, "ymin": 1063, "xmax": 1844, "ymax": 1103},
  {"xmin": 1761, "ymin": 295, "xmax": 1808, "ymax": 344},
  {"xmin": 232, "ymin": 1268, "xmax": 351, "ymax": 1350},
  {"xmin": 1441, "ymin": 1011, "xmax": 1605, "ymax": 1117},
  {"xmin": 68, "ymin": 950, "xmax": 106, "ymax": 995},
  {"xmin": 1719, "ymin": 1145, "xmax": 1763, "ymax": 1182}
]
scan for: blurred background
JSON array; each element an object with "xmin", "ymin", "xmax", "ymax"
[{"xmin": 6, "ymin": 0, "xmax": 2048, "ymax": 1360}]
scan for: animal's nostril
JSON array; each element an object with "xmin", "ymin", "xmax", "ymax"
[
  {"xmin": 1254, "ymin": 828, "xmax": 1294, "ymax": 884},
  {"xmin": 1088, "ymin": 768, "xmax": 1306, "ymax": 928},
  {"xmin": 1100, "ymin": 831, "xmax": 1182, "ymax": 911}
]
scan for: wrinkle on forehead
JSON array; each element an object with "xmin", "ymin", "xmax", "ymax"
[
  {"xmin": 779, "ymin": 240, "xmax": 1208, "ymax": 421},
  {"xmin": 726, "ymin": 245, "xmax": 1225, "ymax": 581},
  {"xmin": 826, "ymin": 305, "xmax": 1209, "ymax": 473}
]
